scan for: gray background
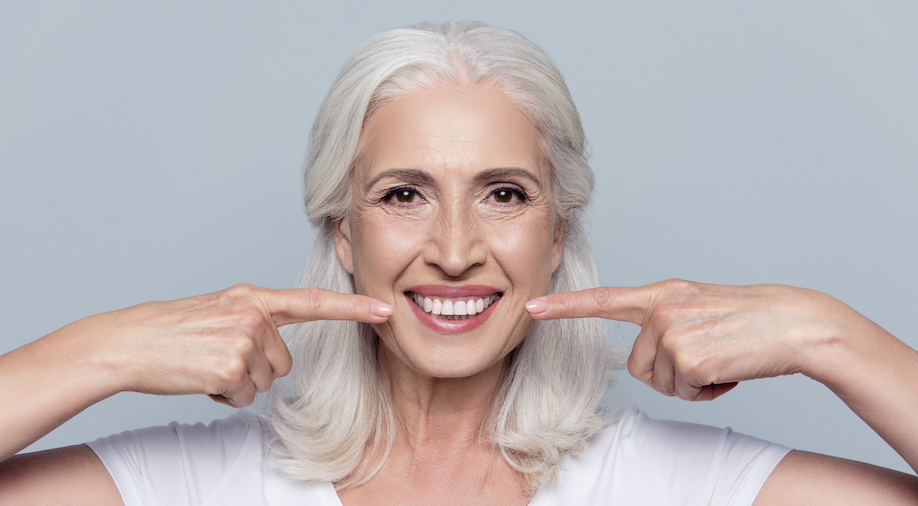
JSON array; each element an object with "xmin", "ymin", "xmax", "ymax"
[{"xmin": 2, "ymin": 1, "xmax": 916, "ymax": 474}]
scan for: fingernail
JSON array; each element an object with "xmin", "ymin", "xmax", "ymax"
[
  {"xmin": 526, "ymin": 299, "xmax": 548, "ymax": 314},
  {"xmin": 371, "ymin": 302, "xmax": 393, "ymax": 317}
]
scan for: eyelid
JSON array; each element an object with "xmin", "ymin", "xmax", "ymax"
[
  {"xmin": 487, "ymin": 184, "xmax": 529, "ymax": 203},
  {"xmin": 495, "ymin": 182, "xmax": 528, "ymax": 195},
  {"xmin": 381, "ymin": 184, "xmax": 425, "ymax": 204}
]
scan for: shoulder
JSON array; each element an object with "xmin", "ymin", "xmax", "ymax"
[
  {"xmin": 532, "ymin": 405, "xmax": 792, "ymax": 506},
  {"xmin": 86, "ymin": 411, "xmax": 336, "ymax": 506},
  {"xmin": 88, "ymin": 410, "xmax": 261, "ymax": 475}
]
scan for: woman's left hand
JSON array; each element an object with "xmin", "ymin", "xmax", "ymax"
[
  {"xmin": 528, "ymin": 279, "xmax": 918, "ymax": 499},
  {"xmin": 526, "ymin": 279, "xmax": 864, "ymax": 401}
]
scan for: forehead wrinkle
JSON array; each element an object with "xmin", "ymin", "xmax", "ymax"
[
  {"xmin": 364, "ymin": 169, "xmax": 434, "ymax": 192},
  {"xmin": 473, "ymin": 167, "xmax": 544, "ymax": 192}
]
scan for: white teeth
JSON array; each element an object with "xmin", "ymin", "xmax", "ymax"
[{"xmin": 410, "ymin": 292, "xmax": 499, "ymax": 320}]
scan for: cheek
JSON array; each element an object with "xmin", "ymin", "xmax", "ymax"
[
  {"xmin": 485, "ymin": 218, "xmax": 555, "ymax": 285},
  {"xmin": 349, "ymin": 217, "xmax": 427, "ymax": 296}
]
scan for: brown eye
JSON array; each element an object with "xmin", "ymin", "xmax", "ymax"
[
  {"xmin": 494, "ymin": 190, "xmax": 513, "ymax": 203},
  {"xmin": 490, "ymin": 188, "xmax": 525, "ymax": 204},
  {"xmin": 384, "ymin": 187, "xmax": 422, "ymax": 205}
]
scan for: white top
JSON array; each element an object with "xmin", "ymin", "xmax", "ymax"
[{"xmin": 87, "ymin": 404, "xmax": 791, "ymax": 505}]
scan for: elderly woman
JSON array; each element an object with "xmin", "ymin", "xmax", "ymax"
[{"xmin": 1, "ymin": 21, "xmax": 917, "ymax": 505}]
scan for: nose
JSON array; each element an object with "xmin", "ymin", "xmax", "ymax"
[{"xmin": 423, "ymin": 202, "xmax": 487, "ymax": 277}]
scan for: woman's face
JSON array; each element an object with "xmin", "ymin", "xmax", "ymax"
[{"xmin": 334, "ymin": 82, "xmax": 563, "ymax": 380}]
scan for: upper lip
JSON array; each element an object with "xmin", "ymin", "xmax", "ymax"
[{"xmin": 405, "ymin": 284, "xmax": 502, "ymax": 298}]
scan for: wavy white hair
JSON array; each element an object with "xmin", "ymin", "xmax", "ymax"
[{"xmin": 264, "ymin": 21, "xmax": 618, "ymax": 493}]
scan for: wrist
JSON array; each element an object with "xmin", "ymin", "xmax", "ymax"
[
  {"xmin": 794, "ymin": 295, "xmax": 896, "ymax": 393},
  {"xmin": 45, "ymin": 313, "xmax": 128, "ymax": 401}
]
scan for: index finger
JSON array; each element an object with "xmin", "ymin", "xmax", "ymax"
[
  {"xmin": 526, "ymin": 286, "xmax": 651, "ymax": 324},
  {"xmin": 263, "ymin": 288, "xmax": 393, "ymax": 327}
]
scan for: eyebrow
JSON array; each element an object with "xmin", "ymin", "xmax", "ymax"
[
  {"xmin": 473, "ymin": 168, "xmax": 544, "ymax": 192},
  {"xmin": 365, "ymin": 167, "xmax": 544, "ymax": 192},
  {"xmin": 365, "ymin": 169, "xmax": 434, "ymax": 192}
]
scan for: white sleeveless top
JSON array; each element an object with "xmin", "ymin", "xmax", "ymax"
[{"xmin": 87, "ymin": 404, "xmax": 791, "ymax": 505}]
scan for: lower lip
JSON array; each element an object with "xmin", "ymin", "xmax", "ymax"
[{"xmin": 405, "ymin": 294, "xmax": 500, "ymax": 334}]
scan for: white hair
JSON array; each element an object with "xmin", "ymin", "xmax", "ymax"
[{"xmin": 264, "ymin": 21, "xmax": 618, "ymax": 493}]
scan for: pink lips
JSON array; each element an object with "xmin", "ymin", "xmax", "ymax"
[
  {"xmin": 407, "ymin": 284, "xmax": 500, "ymax": 298},
  {"xmin": 404, "ymin": 285, "xmax": 502, "ymax": 334}
]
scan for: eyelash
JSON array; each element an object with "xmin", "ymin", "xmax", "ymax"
[
  {"xmin": 382, "ymin": 186, "xmax": 424, "ymax": 205},
  {"xmin": 488, "ymin": 187, "xmax": 528, "ymax": 204},
  {"xmin": 380, "ymin": 185, "xmax": 530, "ymax": 206}
]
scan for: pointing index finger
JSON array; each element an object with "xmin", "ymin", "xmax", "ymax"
[
  {"xmin": 265, "ymin": 288, "xmax": 393, "ymax": 327},
  {"xmin": 526, "ymin": 286, "xmax": 651, "ymax": 325}
]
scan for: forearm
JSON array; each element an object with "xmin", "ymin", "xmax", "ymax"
[
  {"xmin": 0, "ymin": 315, "xmax": 121, "ymax": 462},
  {"xmin": 802, "ymin": 300, "xmax": 918, "ymax": 474}
]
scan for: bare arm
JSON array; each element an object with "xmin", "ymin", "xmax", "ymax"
[
  {"xmin": 0, "ymin": 284, "xmax": 392, "ymax": 503},
  {"xmin": 755, "ymin": 451, "xmax": 918, "ymax": 505},
  {"xmin": 528, "ymin": 280, "xmax": 918, "ymax": 502},
  {"xmin": 0, "ymin": 446, "xmax": 123, "ymax": 506}
]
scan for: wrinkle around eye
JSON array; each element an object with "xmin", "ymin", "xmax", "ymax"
[{"xmin": 369, "ymin": 187, "xmax": 432, "ymax": 219}]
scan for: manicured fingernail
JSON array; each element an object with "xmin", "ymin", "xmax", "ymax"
[
  {"xmin": 526, "ymin": 299, "xmax": 548, "ymax": 314},
  {"xmin": 371, "ymin": 302, "xmax": 393, "ymax": 317}
]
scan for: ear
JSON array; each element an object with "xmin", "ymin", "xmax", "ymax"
[
  {"xmin": 333, "ymin": 217, "xmax": 355, "ymax": 274},
  {"xmin": 550, "ymin": 220, "xmax": 565, "ymax": 273}
]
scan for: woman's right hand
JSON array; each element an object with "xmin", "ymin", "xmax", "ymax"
[
  {"xmin": 90, "ymin": 284, "xmax": 393, "ymax": 408},
  {"xmin": 0, "ymin": 284, "xmax": 392, "ymax": 462}
]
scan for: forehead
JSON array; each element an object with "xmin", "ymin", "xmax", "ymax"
[{"xmin": 356, "ymin": 82, "xmax": 547, "ymax": 184}]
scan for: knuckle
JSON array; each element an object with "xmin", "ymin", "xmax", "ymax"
[
  {"xmin": 238, "ymin": 391, "xmax": 256, "ymax": 407},
  {"xmin": 215, "ymin": 357, "xmax": 248, "ymax": 385},
  {"xmin": 628, "ymin": 359, "xmax": 653, "ymax": 385},
  {"xmin": 652, "ymin": 376, "xmax": 674, "ymax": 396},
  {"xmin": 675, "ymin": 384, "xmax": 698, "ymax": 401},
  {"xmin": 657, "ymin": 329, "xmax": 677, "ymax": 349},
  {"xmin": 647, "ymin": 305, "xmax": 682, "ymax": 335},
  {"xmin": 658, "ymin": 328, "xmax": 688, "ymax": 354},
  {"xmin": 591, "ymin": 287, "xmax": 614, "ymax": 311},
  {"xmin": 662, "ymin": 278, "xmax": 692, "ymax": 293},
  {"xmin": 301, "ymin": 288, "xmax": 326, "ymax": 315},
  {"xmin": 254, "ymin": 378, "xmax": 274, "ymax": 394},
  {"xmin": 628, "ymin": 355, "xmax": 650, "ymax": 383},
  {"xmin": 274, "ymin": 358, "xmax": 293, "ymax": 377},
  {"xmin": 673, "ymin": 351, "xmax": 707, "ymax": 382},
  {"xmin": 626, "ymin": 354, "xmax": 640, "ymax": 377},
  {"xmin": 235, "ymin": 310, "xmax": 265, "ymax": 331},
  {"xmin": 231, "ymin": 336, "xmax": 257, "ymax": 357},
  {"xmin": 226, "ymin": 385, "xmax": 256, "ymax": 408},
  {"xmin": 224, "ymin": 283, "xmax": 256, "ymax": 299}
]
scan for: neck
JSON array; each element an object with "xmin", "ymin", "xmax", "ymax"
[
  {"xmin": 379, "ymin": 345, "xmax": 508, "ymax": 455},
  {"xmin": 336, "ymin": 345, "xmax": 527, "ymax": 502}
]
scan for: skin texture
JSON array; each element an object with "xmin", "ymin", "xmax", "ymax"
[{"xmin": 333, "ymin": 81, "xmax": 561, "ymax": 505}]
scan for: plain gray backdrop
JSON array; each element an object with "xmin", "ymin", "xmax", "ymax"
[{"xmin": 2, "ymin": 1, "xmax": 916, "ymax": 475}]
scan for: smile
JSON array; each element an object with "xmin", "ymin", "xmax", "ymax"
[{"xmin": 407, "ymin": 292, "xmax": 501, "ymax": 320}]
